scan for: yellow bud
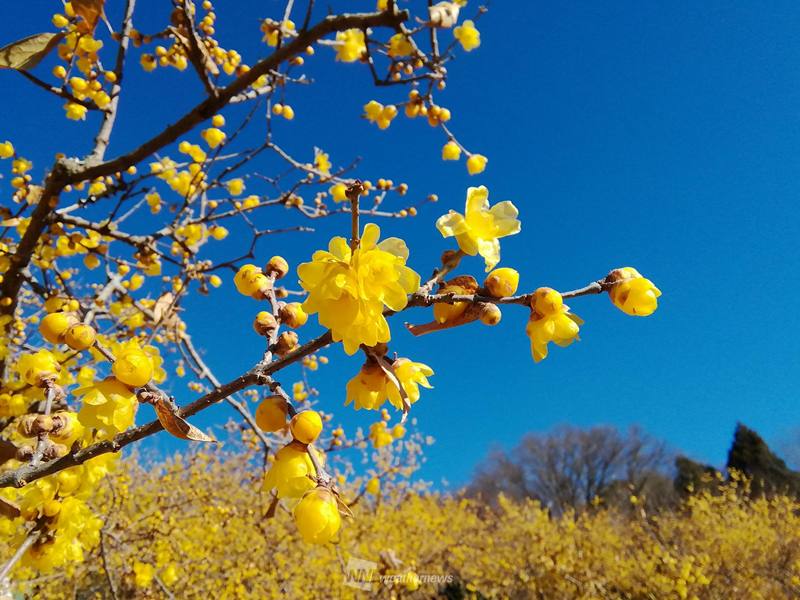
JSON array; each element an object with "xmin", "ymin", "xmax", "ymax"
[
  {"xmin": 479, "ymin": 303, "xmax": 502, "ymax": 326},
  {"xmin": 279, "ymin": 302, "xmax": 307, "ymax": 328},
  {"xmin": 484, "ymin": 267, "xmax": 520, "ymax": 297},
  {"xmin": 253, "ymin": 311, "xmax": 278, "ymax": 336},
  {"xmin": 112, "ymin": 350, "xmax": 154, "ymax": 387},
  {"xmin": 64, "ymin": 323, "xmax": 96, "ymax": 350},
  {"xmin": 265, "ymin": 256, "xmax": 289, "ymax": 279},
  {"xmin": 39, "ymin": 311, "xmax": 77, "ymax": 344},
  {"xmin": 290, "ymin": 410, "xmax": 323, "ymax": 444},
  {"xmin": 255, "ymin": 396, "xmax": 288, "ymax": 432}
]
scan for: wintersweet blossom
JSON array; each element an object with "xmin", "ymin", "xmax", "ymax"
[
  {"xmin": 454, "ymin": 20, "xmax": 481, "ymax": 51},
  {"xmin": 608, "ymin": 267, "xmax": 662, "ymax": 316},
  {"xmin": 293, "ymin": 488, "xmax": 342, "ymax": 544},
  {"xmin": 526, "ymin": 288, "xmax": 583, "ymax": 363},
  {"xmin": 335, "ymin": 29, "xmax": 366, "ymax": 62},
  {"xmin": 436, "ymin": 186, "xmax": 521, "ymax": 271},
  {"xmin": 298, "ymin": 224, "xmax": 420, "ymax": 354}
]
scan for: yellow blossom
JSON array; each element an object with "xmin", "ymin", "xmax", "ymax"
[
  {"xmin": 335, "ymin": 29, "xmax": 366, "ymax": 62},
  {"xmin": 526, "ymin": 287, "xmax": 583, "ymax": 363},
  {"xmin": 608, "ymin": 267, "xmax": 662, "ymax": 316},
  {"xmin": 298, "ymin": 223, "xmax": 420, "ymax": 355},
  {"xmin": 364, "ymin": 100, "xmax": 398, "ymax": 130},
  {"xmin": 466, "ymin": 153, "xmax": 488, "ymax": 174},
  {"xmin": 369, "ymin": 421, "xmax": 394, "ymax": 448},
  {"xmin": 436, "ymin": 186, "xmax": 521, "ymax": 271},
  {"xmin": 454, "ymin": 20, "xmax": 481, "ymax": 51},
  {"xmin": 263, "ymin": 441, "xmax": 319, "ymax": 498},
  {"xmin": 442, "ymin": 141, "xmax": 462, "ymax": 161},
  {"xmin": 293, "ymin": 488, "xmax": 341, "ymax": 544},
  {"xmin": 388, "ymin": 33, "xmax": 413, "ymax": 57},
  {"xmin": 64, "ymin": 102, "xmax": 88, "ymax": 121},
  {"xmin": 329, "ymin": 182, "xmax": 348, "ymax": 203},
  {"xmin": 76, "ymin": 376, "xmax": 138, "ymax": 437}
]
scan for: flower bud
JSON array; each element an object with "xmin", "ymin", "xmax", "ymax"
[
  {"xmin": 279, "ymin": 303, "xmax": 308, "ymax": 328},
  {"xmin": 265, "ymin": 255, "xmax": 289, "ymax": 279},
  {"xmin": 531, "ymin": 287, "xmax": 563, "ymax": 316},
  {"xmin": 293, "ymin": 487, "xmax": 342, "ymax": 544},
  {"xmin": 484, "ymin": 267, "xmax": 519, "ymax": 298},
  {"xmin": 32, "ymin": 414, "xmax": 54, "ymax": 435},
  {"xmin": 606, "ymin": 267, "xmax": 661, "ymax": 317},
  {"xmin": 39, "ymin": 311, "xmax": 78, "ymax": 344},
  {"xmin": 17, "ymin": 415, "xmax": 37, "ymax": 438},
  {"xmin": 255, "ymin": 395, "xmax": 288, "ymax": 432},
  {"xmin": 253, "ymin": 311, "xmax": 278, "ymax": 336},
  {"xmin": 112, "ymin": 350, "xmax": 154, "ymax": 388},
  {"xmin": 479, "ymin": 303, "xmax": 502, "ymax": 325},
  {"xmin": 64, "ymin": 323, "xmax": 96, "ymax": 350},
  {"xmin": 274, "ymin": 331, "xmax": 299, "ymax": 356},
  {"xmin": 290, "ymin": 410, "xmax": 323, "ymax": 444}
]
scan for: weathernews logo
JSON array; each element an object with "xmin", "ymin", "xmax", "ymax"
[{"xmin": 343, "ymin": 557, "xmax": 453, "ymax": 591}]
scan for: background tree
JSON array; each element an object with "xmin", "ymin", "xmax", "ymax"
[{"xmin": 468, "ymin": 425, "xmax": 676, "ymax": 513}]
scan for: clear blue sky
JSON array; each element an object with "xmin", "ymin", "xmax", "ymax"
[{"xmin": 2, "ymin": 1, "xmax": 799, "ymax": 487}]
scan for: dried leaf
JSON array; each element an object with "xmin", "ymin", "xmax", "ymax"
[
  {"xmin": 0, "ymin": 496, "xmax": 20, "ymax": 519},
  {"xmin": 429, "ymin": 2, "xmax": 460, "ymax": 28},
  {"xmin": 152, "ymin": 292, "xmax": 176, "ymax": 324},
  {"xmin": 72, "ymin": 0, "xmax": 106, "ymax": 33},
  {"xmin": 0, "ymin": 439, "xmax": 17, "ymax": 466},
  {"xmin": 154, "ymin": 397, "xmax": 216, "ymax": 442},
  {"xmin": 0, "ymin": 33, "xmax": 65, "ymax": 71},
  {"xmin": 335, "ymin": 493, "xmax": 355, "ymax": 519}
]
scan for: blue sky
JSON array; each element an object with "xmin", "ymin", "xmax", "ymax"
[{"xmin": 2, "ymin": 1, "xmax": 799, "ymax": 487}]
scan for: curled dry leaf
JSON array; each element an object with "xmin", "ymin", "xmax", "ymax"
[
  {"xmin": 0, "ymin": 438, "xmax": 17, "ymax": 467},
  {"xmin": 0, "ymin": 496, "xmax": 20, "ymax": 519},
  {"xmin": 153, "ymin": 396, "xmax": 216, "ymax": 442},
  {"xmin": 71, "ymin": 0, "xmax": 106, "ymax": 33},
  {"xmin": 429, "ymin": 2, "xmax": 460, "ymax": 28},
  {"xmin": 0, "ymin": 33, "xmax": 66, "ymax": 71}
]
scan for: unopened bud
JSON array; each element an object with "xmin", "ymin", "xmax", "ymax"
[
  {"xmin": 265, "ymin": 255, "xmax": 289, "ymax": 279},
  {"xmin": 479, "ymin": 303, "xmax": 502, "ymax": 326},
  {"xmin": 274, "ymin": 331, "xmax": 299, "ymax": 356},
  {"xmin": 253, "ymin": 311, "xmax": 278, "ymax": 336},
  {"xmin": 278, "ymin": 303, "xmax": 307, "ymax": 328}
]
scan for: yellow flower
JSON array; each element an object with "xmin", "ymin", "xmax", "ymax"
[
  {"xmin": 0, "ymin": 141, "xmax": 14, "ymax": 158},
  {"xmin": 15, "ymin": 350, "xmax": 61, "ymax": 386},
  {"xmin": 335, "ymin": 29, "xmax": 366, "ymax": 62},
  {"xmin": 75, "ymin": 377, "xmax": 138, "ymax": 437},
  {"xmin": 466, "ymin": 153, "xmax": 488, "ymax": 174},
  {"xmin": 314, "ymin": 149, "xmax": 331, "ymax": 174},
  {"xmin": 256, "ymin": 397, "xmax": 288, "ymax": 433},
  {"xmin": 436, "ymin": 186, "xmax": 521, "ymax": 271},
  {"xmin": 388, "ymin": 33, "xmax": 413, "ymax": 57},
  {"xmin": 133, "ymin": 561, "xmax": 155, "ymax": 588},
  {"xmin": 525, "ymin": 288, "xmax": 582, "ymax": 363},
  {"xmin": 484, "ymin": 267, "xmax": 520, "ymax": 297},
  {"xmin": 226, "ymin": 178, "xmax": 245, "ymax": 196},
  {"xmin": 263, "ymin": 441, "xmax": 319, "ymax": 498},
  {"xmin": 329, "ymin": 182, "xmax": 348, "ymax": 203},
  {"xmin": 293, "ymin": 488, "xmax": 341, "ymax": 544},
  {"xmin": 364, "ymin": 100, "xmax": 398, "ymax": 130},
  {"xmin": 201, "ymin": 127, "xmax": 226, "ymax": 149},
  {"xmin": 298, "ymin": 223, "xmax": 420, "ymax": 355},
  {"xmin": 346, "ymin": 361, "xmax": 390, "ymax": 410},
  {"xmin": 369, "ymin": 421, "xmax": 394, "ymax": 448},
  {"xmin": 607, "ymin": 267, "xmax": 662, "ymax": 316},
  {"xmin": 112, "ymin": 342, "xmax": 155, "ymax": 388},
  {"xmin": 346, "ymin": 357, "xmax": 434, "ymax": 412},
  {"xmin": 387, "ymin": 358, "xmax": 434, "ymax": 410},
  {"xmin": 64, "ymin": 102, "xmax": 88, "ymax": 121},
  {"xmin": 454, "ymin": 20, "xmax": 481, "ymax": 51},
  {"xmin": 290, "ymin": 410, "xmax": 323, "ymax": 444},
  {"xmin": 366, "ymin": 478, "xmax": 381, "ymax": 495},
  {"xmin": 442, "ymin": 141, "xmax": 462, "ymax": 161}
]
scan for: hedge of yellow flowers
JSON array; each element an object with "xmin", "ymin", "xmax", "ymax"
[{"xmin": 3, "ymin": 438, "xmax": 797, "ymax": 600}]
